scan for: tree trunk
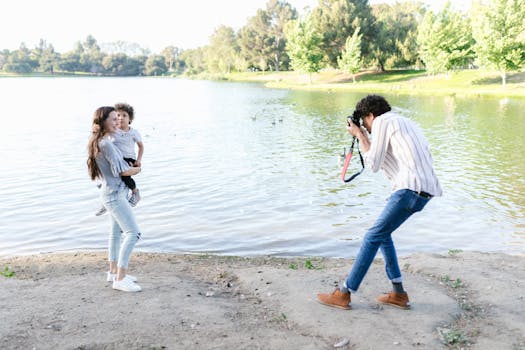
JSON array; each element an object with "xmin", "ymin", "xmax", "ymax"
[
  {"xmin": 352, "ymin": 74, "xmax": 356, "ymax": 83},
  {"xmin": 376, "ymin": 60, "xmax": 385, "ymax": 72},
  {"xmin": 501, "ymin": 71, "xmax": 506, "ymax": 89},
  {"xmin": 274, "ymin": 53, "xmax": 280, "ymax": 72}
]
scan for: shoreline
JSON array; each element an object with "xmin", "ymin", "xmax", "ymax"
[
  {"xmin": 1, "ymin": 251, "xmax": 524, "ymax": 349},
  {"xmin": 3, "ymin": 70, "xmax": 525, "ymax": 99}
]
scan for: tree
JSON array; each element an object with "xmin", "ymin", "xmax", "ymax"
[
  {"xmin": 3, "ymin": 43, "xmax": 34, "ymax": 73},
  {"xmin": 264, "ymin": 0, "xmax": 297, "ymax": 71},
  {"xmin": 471, "ymin": 0, "xmax": 525, "ymax": 88},
  {"xmin": 161, "ymin": 46, "xmax": 183, "ymax": 73},
  {"xmin": 338, "ymin": 27, "xmax": 361, "ymax": 82},
  {"xmin": 207, "ymin": 25, "xmax": 240, "ymax": 73},
  {"xmin": 370, "ymin": 2, "xmax": 425, "ymax": 71},
  {"xmin": 311, "ymin": 0, "xmax": 374, "ymax": 68},
  {"xmin": 35, "ymin": 40, "xmax": 60, "ymax": 74},
  {"xmin": 79, "ymin": 35, "xmax": 104, "ymax": 73},
  {"xmin": 102, "ymin": 53, "xmax": 143, "ymax": 76},
  {"xmin": 100, "ymin": 41, "xmax": 150, "ymax": 56},
  {"xmin": 285, "ymin": 14, "xmax": 324, "ymax": 81},
  {"xmin": 238, "ymin": 9, "xmax": 274, "ymax": 71},
  {"xmin": 238, "ymin": 0, "xmax": 297, "ymax": 71},
  {"xmin": 180, "ymin": 47, "xmax": 207, "ymax": 75},
  {"xmin": 56, "ymin": 51, "xmax": 82, "ymax": 72},
  {"xmin": 0, "ymin": 49, "xmax": 8, "ymax": 70},
  {"xmin": 417, "ymin": 2, "xmax": 475, "ymax": 74},
  {"xmin": 144, "ymin": 55, "xmax": 167, "ymax": 76}
]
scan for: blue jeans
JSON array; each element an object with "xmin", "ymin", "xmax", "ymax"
[
  {"xmin": 102, "ymin": 188, "xmax": 141, "ymax": 269},
  {"xmin": 345, "ymin": 189, "xmax": 430, "ymax": 292}
]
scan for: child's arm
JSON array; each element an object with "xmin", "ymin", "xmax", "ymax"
[{"xmin": 135, "ymin": 141, "xmax": 144, "ymax": 167}]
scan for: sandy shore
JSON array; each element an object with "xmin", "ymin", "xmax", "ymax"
[{"xmin": 1, "ymin": 251, "xmax": 524, "ymax": 350}]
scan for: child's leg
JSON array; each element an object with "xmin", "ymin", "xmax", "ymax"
[
  {"xmin": 122, "ymin": 157, "xmax": 141, "ymax": 206},
  {"xmin": 121, "ymin": 175, "xmax": 136, "ymax": 191},
  {"xmin": 122, "ymin": 157, "xmax": 137, "ymax": 192}
]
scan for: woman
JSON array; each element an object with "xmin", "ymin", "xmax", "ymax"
[{"xmin": 87, "ymin": 106, "xmax": 142, "ymax": 292}]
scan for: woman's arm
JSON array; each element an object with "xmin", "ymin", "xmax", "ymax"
[{"xmin": 120, "ymin": 166, "xmax": 141, "ymax": 176}]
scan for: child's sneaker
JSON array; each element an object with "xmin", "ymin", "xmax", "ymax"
[
  {"xmin": 129, "ymin": 189, "xmax": 141, "ymax": 207},
  {"xmin": 95, "ymin": 206, "xmax": 107, "ymax": 216}
]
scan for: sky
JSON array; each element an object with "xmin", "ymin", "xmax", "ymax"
[{"xmin": 1, "ymin": 0, "xmax": 459, "ymax": 54}]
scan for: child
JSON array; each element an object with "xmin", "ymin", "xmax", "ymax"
[{"xmin": 95, "ymin": 102, "xmax": 144, "ymax": 215}]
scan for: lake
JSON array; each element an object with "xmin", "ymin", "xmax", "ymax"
[{"xmin": 0, "ymin": 77, "xmax": 524, "ymax": 258}]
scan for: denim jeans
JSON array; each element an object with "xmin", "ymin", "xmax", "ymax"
[
  {"xmin": 345, "ymin": 189, "xmax": 430, "ymax": 292},
  {"xmin": 102, "ymin": 188, "xmax": 141, "ymax": 269}
]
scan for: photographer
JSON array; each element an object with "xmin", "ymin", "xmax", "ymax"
[{"xmin": 317, "ymin": 94, "xmax": 442, "ymax": 310}]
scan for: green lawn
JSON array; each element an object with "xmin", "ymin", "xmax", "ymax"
[{"xmin": 226, "ymin": 69, "xmax": 525, "ymax": 98}]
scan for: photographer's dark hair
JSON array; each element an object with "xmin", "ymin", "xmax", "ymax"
[{"xmin": 355, "ymin": 95, "xmax": 391, "ymax": 120}]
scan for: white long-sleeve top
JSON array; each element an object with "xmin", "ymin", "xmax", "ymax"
[{"xmin": 363, "ymin": 111, "xmax": 442, "ymax": 196}]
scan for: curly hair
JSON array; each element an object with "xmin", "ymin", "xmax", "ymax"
[
  {"xmin": 114, "ymin": 102, "xmax": 135, "ymax": 122},
  {"xmin": 354, "ymin": 95, "xmax": 391, "ymax": 120},
  {"xmin": 87, "ymin": 106, "xmax": 116, "ymax": 180}
]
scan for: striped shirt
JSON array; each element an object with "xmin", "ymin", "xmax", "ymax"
[{"xmin": 363, "ymin": 111, "xmax": 442, "ymax": 196}]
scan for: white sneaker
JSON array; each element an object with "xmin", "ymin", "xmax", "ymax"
[
  {"xmin": 129, "ymin": 189, "xmax": 141, "ymax": 207},
  {"xmin": 113, "ymin": 278, "xmax": 142, "ymax": 292},
  {"xmin": 106, "ymin": 271, "xmax": 137, "ymax": 282},
  {"xmin": 95, "ymin": 206, "xmax": 107, "ymax": 216}
]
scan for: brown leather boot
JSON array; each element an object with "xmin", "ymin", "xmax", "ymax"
[
  {"xmin": 376, "ymin": 291, "xmax": 410, "ymax": 309},
  {"xmin": 317, "ymin": 288, "xmax": 351, "ymax": 310}
]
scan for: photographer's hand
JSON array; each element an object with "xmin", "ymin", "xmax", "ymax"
[{"xmin": 347, "ymin": 122, "xmax": 370, "ymax": 153}]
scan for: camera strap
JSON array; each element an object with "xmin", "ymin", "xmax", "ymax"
[{"xmin": 341, "ymin": 136, "xmax": 365, "ymax": 183}]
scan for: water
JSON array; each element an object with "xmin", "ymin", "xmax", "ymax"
[{"xmin": 0, "ymin": 77, "xmax": 524, "ymax": 258}]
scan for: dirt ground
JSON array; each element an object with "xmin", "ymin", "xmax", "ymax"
[{"xmin": 1, "ymin": 251, "xmax": 524, "ymax": 350}]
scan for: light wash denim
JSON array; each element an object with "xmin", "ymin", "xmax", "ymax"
[
  {"xmin": 344, "ymin": 189, "xmax": 430, "ymax": 292},
  {"xmin": 102, "ymin": 188, "xmax": 141, "ymax": 269}
]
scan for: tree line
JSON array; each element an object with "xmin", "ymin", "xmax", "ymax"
[{"xmin": 1, "ymin": 0, "xmax": 524, "ymax": 87}]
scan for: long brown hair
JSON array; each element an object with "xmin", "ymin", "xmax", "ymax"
[{"xmin": 87, "ymin": 106, "xmax": 116, "ymax": 180}]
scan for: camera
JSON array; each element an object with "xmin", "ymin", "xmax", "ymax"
[{"xmin": 347, "ymin": 110, "xmax": 361, "ymax": 127}]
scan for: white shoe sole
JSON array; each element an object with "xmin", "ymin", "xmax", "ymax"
[{"xmin": 112, "ymin": 281, "xmax": 142, "ymax": 292}]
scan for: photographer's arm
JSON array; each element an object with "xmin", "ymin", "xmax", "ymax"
[{"xmin": 355, "ymin": 129, "xmax": 370, "ymax": 153}]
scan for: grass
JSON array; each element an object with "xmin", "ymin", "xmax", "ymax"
[
  {"xmin": 304, "ymin": 259, "xmax": 324, "ymax": 270},
  {"xmin": 287, "ymin": 258, "xmax": 323, "ymax": 270},
  {"xmin": 437, "ymin": 326, "xmax": 470, "ymax": 346},
  {"xmin": 225, "ymin": 68, "xmax": 525, "ymax": 98},
  {"xmin": 448, "ymin": 249, "xmax": 463, "ymax": 256},
  {"xmin": 1, "ymin": 265, "xmax": 15, "ymax": 278},
  {"xmin": 440, "ymin": 274, "xmax": 463, "ymax": 289}
]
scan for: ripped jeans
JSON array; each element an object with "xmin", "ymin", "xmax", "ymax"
[
  {"xmin": 345, "ymin": 189, "xmax": 430, "ymax": 292},
  {"xmin": 102, "ymin": 188, "xmax": 141, "ymax": 269}
]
